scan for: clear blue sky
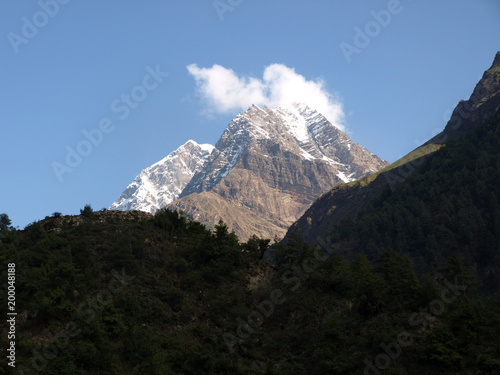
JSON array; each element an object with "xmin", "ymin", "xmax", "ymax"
[{"xmin": 1, "ymin": 0, "xmax": 499, "ymax": 228}]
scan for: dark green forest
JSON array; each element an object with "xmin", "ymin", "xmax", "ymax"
[
  {"xmin": 321, "ymin": 112, "xmax": 500, "ymax": 293},
  {"xmin": 1, "ymin": 201, "xmax": 500, "ymax": 374}
]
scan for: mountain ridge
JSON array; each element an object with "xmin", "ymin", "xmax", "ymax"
[
  {"xmin": 287, "ymin": 52, "xmax": 500, "ymax": 265},
  {"xmin": 110, "ymin": 102, "xmax": 388, "ymax": 239},
  {"xmin": 169, "ymin": 103, "xmax": 388, "ymax": 239}
]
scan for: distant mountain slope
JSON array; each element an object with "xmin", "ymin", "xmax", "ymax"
[
  {"xmin": 111, "ymin": 103, "xmax": 388, "ymax": 240},
  {"xmin": 287, "ymin": 52, "xmax": 500, "ymax": 287},
  {"xmin": 168, "ymin": 103, "xmax": 388, "ymax": 239}
]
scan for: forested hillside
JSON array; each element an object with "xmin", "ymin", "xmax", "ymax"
[
  {"xmin": 300, "ymin": 112, "xmax": 500, "ymax": 291},
  {"xmin": 1, "ymin": 207, "xmax": 499, "ymax": 374}
]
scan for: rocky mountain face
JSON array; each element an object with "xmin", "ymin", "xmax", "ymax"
[
  {"xmin": 110, "ymin": 140, "xmax": 214, "ymax": 213},
  {"xmin": 111, "ymin": 102, "xmax": 389, "ymax": 240},
  {"xmin": 169, "ymin": 103, "xmax": 387, "ymax": 239},
  {"xmin": 288, "ymin": 51, "xmax": 500, "ymax": 248}
]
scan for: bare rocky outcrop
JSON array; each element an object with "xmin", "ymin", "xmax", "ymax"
[
  {"xmin": 169, "ymin": 103, "xmax": 388, "ymax": 240},
  {"xmin": 110, "ymin": 102, "xmax": 388, "ymax": 240}
]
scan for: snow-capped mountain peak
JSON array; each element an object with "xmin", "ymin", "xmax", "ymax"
[
  {"xmin": 110, "ymin": 102, "xmax": 388, "ymax": 239},
  {"xmin": 109, "ymin": 140, "xmax": 214, "ymax": 213},
  {"xmin": 179, "ymin": 102, "xmax": 384, "ymax": 197}
]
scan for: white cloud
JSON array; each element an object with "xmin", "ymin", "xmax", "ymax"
[{"xmin": 187, "ymin": 63, "xmax": 346, "ymax": 130}]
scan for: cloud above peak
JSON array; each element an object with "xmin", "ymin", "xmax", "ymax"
[{"xmin": 187, "ymin": 63, "xmax": 345, "ymax": 131}]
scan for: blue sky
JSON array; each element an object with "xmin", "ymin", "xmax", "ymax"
[{"xmin": 1, "ymin": 0, "xmax": 499, "ymax": 228}]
